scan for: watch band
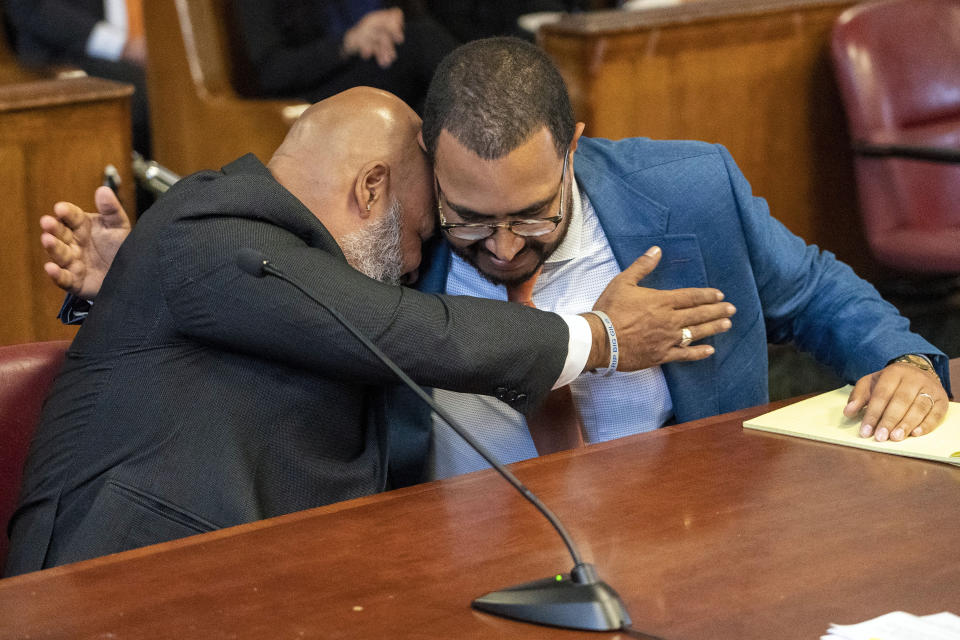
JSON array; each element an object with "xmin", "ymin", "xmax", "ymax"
[{"xmin": 890, "ymin": 353, "xmax": 935, "ymax": 373}]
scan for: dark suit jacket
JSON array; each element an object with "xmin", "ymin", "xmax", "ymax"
[
  {"xmin": 4, "ymin": 0, "xmax": 104, "ymax": 64},
  {"xmin": 4, "ymin": 154, "xmax": 567, "ymax": 576},
  {"xmin": 230, "ymin": 0, "xmax": 456, "ymax": 111}
]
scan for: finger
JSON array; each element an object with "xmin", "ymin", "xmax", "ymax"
[
  {"xmin": 911, "ymin": 394, "xmax": 948, "ymax": 437},
  {"xmin": 669, "ymin": 287, "xmax": 728, "ymax": 309},
  {"xmin": 857, "ymin": 375, "xmax": 898, "ymax": 440},
  {"xmin": 384, "ymin": 10, "xmax": 405, "ymax": 43},
  {"xmin": 374, "ymin": 38, "xmax": 397, "ymax": 68},
  {"xmin": 618, "ymin": 246, "xmax": 662, "ymax": 284},
  {"xmin": 659, "ymin": 344, "xmax": 716, "ymax": 364},
  {"xmin": 868, "ymin": 379, "xmax": 917, "ymax": 442},
  {"xmin": 889, "ymin": 393, "xmax": 935, "ymax": 442},
  {"xmin": 40, "ymin": 232, "xmax": 76, "ymax": 267},
  {"xmin": 52, "ymin": 201, "xmax": 87, "ymax": 232},
  {"xmin": 680, "ymin": 317, "xmax": 733, "ymax": 343},
  {"xmin": 43, "ymin": 261, "xmax": 75, "ymax": 291},
  {"xmin": 358, "ymin": 42, "xmax": 375, "ymax": 60},
  {"xmin": 676, "ymin": 302, "xmax": 736, "ymax": 327},
  {"xmin": 846, "ymin": 374, "xmax": 875, "ymax": 426},
  {"xmin": 93, "ymin": 186, "xmax": 130, "ymax": 227},
  {"xmin": 39, "ymin": 214, "xmax": 74, "ymax": 245}
]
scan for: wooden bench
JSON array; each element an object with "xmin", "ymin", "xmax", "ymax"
[{"xmin": 143, "ymin": 0, "xmax": 308, "ymax": 177}]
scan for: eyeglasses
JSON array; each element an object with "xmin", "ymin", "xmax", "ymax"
[{"xmin": 436, "ymin": 149, "xmax": 569, "ymax": 241}]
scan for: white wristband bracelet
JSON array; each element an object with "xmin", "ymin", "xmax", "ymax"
[{"xmin": 586, "ymin": 310, "xmax": 618, "ymax": 376}]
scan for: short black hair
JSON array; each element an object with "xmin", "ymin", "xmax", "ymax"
[{"xmin": 422, "ymin": 37, "xmax": 575, "ymax": 161}]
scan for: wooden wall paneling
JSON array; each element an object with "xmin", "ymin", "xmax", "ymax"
[
  {"xmin": 0, "ymin": 144, "xmax": 33, "ymax": 344},
  {"xmin": 143, "ymin": 0, "xmax": 307, "ymax": 177},
  {"xmin": 539, "ymin": 0, "xmax": 876, "ymax": 278},
  {"xmin": 0, "ymin": 77, "xmax": 134, "ymax": 345}
]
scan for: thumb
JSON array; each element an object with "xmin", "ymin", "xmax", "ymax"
[
  {"xmin": 620, "ymin": 246, "xmax": 661, "ymax": 284},
  {"xmin": 844, "ymin": 374, "xmax": 873, "ymax": 418},
  {"xmin": 94, "ymin": 186, "xmax": 130, "ymax": 226}
]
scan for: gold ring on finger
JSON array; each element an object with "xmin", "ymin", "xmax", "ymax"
[
  {"xmin": 679, "ymin": 326, "xmax": 693, "ymax": 348},
  {"xmin": 917, "ymin": 392, "xmax": 935, "ymax": 410}
]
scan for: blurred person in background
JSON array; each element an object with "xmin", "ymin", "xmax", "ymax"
[{"xmin": 5, "ymin": 0, "xmax": 150, "ymax": 156}]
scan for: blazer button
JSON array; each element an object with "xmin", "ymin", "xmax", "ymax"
[
  {"xmin": 494, "ymin": 386, "xmax": 508, "ymax": 400},
  {"xmin": 504, "ymin": 389, "xmax": 518, "ymax": 402},
  {"xmin": 515, "ymin": 393, "xmax": 527, "ymax": 402}
]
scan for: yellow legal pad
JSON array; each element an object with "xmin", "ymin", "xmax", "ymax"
[{"xmin": 743, "ymin": 386, "xmax": 960, "ymax": 467}]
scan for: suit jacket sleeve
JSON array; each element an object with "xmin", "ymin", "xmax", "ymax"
[
  {"xmin": 231, "ymin": 0, "xmax": 349, "ymax": 96},
  {"xmin": 156, "ymin": 206, "xmax": 566, "ymax": 413},
  {"xmin": 719, "ymin": 145, "xmax": 949, "ymax": 386},
  {"xmin": 5, "ymin": 0, "xmax": 100, "ymax": 59}
]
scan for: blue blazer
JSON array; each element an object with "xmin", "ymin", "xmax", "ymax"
[{"xmin": 387, "ymin": 137, "xmax": 948, "ymax": 486}]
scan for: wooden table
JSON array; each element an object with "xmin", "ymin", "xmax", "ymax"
[{"xmin": 1, "ymin": 392, "xmax": 958, "ymax": 639}]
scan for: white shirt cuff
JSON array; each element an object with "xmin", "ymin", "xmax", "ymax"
[
  {"xmin": 554, "ymin": 313, "xmax": 592, "ymax": 389},
  {"xmin": 86, "ymin": 21, "xmax": 126, "ymax": 61}
]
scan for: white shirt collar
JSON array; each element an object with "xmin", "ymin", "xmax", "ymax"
[{"xmin": 544, "ymin": 171, "xmax": 584, "ymax": 265}]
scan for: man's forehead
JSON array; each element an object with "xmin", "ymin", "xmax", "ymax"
[{"xmin": 434, "ymin": 128, "xmax": 564, "ymax": 213}]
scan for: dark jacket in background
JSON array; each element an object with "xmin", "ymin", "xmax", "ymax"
[{"xmin": 231, "ymin": 0, "xmax": 456, "ymax": 111}]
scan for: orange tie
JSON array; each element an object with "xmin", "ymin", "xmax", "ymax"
[
  {"xmin": 126, "ymin": 0, "xmax": 144, "ymax": 40},
  {"xmin": 506, "ymin": 268, "xmax": 585, "ymax": 456}
]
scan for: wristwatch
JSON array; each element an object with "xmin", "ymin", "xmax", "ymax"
[{"xmin": 889, "ymin": 353, "xmax": 935, "ymax": 373}]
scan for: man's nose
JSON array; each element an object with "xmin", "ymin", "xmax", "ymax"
[{"xmin": 484, "ymin": 228, "xmax": 526, "ymax": 262}]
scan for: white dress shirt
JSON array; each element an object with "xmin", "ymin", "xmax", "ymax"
[
  {"xmin": 429, "ymin": 177, "xmax": 674, "ymax": 479},
  {"xmin": 86, "ymin": 0, "xmax": 130, "ymax": 61}
]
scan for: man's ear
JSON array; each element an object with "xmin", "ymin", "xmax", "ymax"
[
  {"xmin": 354, "ymin": 161, "xmax": 389, "ymax": 219},
  {"xmin": 417, "ymin": 130, "xmax": 427, "ymax": 152},
  {"xmin": 569, "ymin": 122, "xmax": 586, "ymax": 155}
]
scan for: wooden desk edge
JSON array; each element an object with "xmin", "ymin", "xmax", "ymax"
[
  {"xmin": 0, "ymin": 76, "xmax": 134, "ymax": 113},
  {"xmin": 540, "ymin": 0, "xmax": 853, "ymax": 36}
]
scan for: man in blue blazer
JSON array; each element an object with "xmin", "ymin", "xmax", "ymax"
[{"xmin": 388, "ymin": 37, "xmax": 950, "ymax": 482}]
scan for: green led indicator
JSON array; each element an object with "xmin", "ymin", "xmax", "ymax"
[{"xmin": 555, "ymin": 574, "xmax": 563, "ymax": 582}]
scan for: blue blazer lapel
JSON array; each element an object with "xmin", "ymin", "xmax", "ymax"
[
  {"xmin": 575, "ymin": 145, "xmax": 720, "ymax": 422},
  {"xmin": 388, "ymin": 237, "xmax": 451, "ymax": 487},
  {"xmin": 417, "ymin": 236, "xmax": 452, "ymax": 294}
]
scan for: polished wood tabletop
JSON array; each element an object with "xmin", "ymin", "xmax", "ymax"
[{"xmin": 1, "ymin": 395, "xmax": 958, "ymax": 639}]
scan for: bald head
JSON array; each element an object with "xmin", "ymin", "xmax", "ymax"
[
  {"xmin": 268, "ymin": 87, "xmax": 435, "ymax": 282},
  {"xmin": 272, "ymin": 87, "xmax": 421, "ymax": 181}
]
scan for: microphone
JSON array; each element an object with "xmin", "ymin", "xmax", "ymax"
[
  {"xmin": 132, "ymin": 152, "xmax": 180, "ymax": 195},
  {"xmin": 237, "ymin": 248, "xmax": 633, "ymax": 632}
]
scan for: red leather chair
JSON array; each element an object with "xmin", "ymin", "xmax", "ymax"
[
  {"xmin": 831, "ymin": 0, "xmax": 960, "ymax": 274},
  {"xmin": 0, "ymin": 341, "xmax": 69, "ymax": 569}
]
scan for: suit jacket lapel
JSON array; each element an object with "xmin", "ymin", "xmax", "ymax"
[
  {"xmin": 388, "ymin": 237, "xmax": 450, "ymax": 486},
  {"xmin": 576, "ymin": 146, "xmax": 720, "ymax": 423}
]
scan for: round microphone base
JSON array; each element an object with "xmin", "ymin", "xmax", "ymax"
[{"xmin": 472, "ymin": 568, "xmax": 632, "ymax": 631}]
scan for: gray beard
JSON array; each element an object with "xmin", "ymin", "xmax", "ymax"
[{"xmin": 339, "ymin": 197, "xmax": 405, "ymax": 285}]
